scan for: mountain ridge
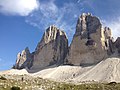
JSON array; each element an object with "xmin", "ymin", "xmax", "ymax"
[{"xmin": 13, "ymin": 13, "xmax": 120, "ymax": 70}]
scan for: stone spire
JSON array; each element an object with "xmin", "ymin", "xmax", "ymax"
[{"xmin": 31, "ymin": 25, "xmax": 68, "ymax": 70}]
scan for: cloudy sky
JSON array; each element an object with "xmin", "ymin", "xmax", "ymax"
[{"xmin": 0, "ymin": 0, "xmax": 120, "ymax": 70}]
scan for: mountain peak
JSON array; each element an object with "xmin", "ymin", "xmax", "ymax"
[{"xmin": 13, "ymin": 13, "xmax": 120, "ymax": 71}]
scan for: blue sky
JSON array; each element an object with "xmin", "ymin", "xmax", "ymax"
[{"xmin": 0, "ymin": 0, "xmax": 120, "ymax": 70}]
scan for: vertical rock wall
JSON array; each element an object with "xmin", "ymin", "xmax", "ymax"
[
  {"xmin": 14, "ymin": 13, "xmax": 120, "ymax": 70},
  {"xmin": 65, "ymin": 13, "xmax": 112, "ymax": 66},
  {"xmin": 31, "ymin": 25, "xmax": 68, "ymax": 70}
]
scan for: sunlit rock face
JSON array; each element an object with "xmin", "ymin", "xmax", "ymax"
[
  {"xmin": 13, "ymin": 47, "xmax": 33, "ymax": 69},
  {"xmin": 65, "ymin": 13, "xmax": 114, "ymax": 66},
  {"xmin": 31, "ymin": 25, "xmax": 68, "ymax": 70}
]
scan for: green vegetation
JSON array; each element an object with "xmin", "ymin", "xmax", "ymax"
[{"xmin": 0, "ymin": 75, "xmax": 120, "ymax": 90}]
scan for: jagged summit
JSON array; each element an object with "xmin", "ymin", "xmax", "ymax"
[
  {"xmin": 75, "ymin": 13, "xmax": 101, "ymax": 37},
  {"xmin": 35, "ymin": 25, "xmax": 67, "ymax": 53},
  {"xmin": 14, "ymin": 25, "xmax": 68, "ymax": 70},
  {"xmin": 65, "ymin": 13, "xmax": 115, "ymax": 66},
  {"xmin": 13, "ymin": 13, "xmax": 120, "ymax": 71},
  {"xmin": 31, "ymin": 25, "xmax": 68, "ymax": 71},
  {"xmin": 13, "ymin": 47, "xmax": 33, "ymax": 69}
]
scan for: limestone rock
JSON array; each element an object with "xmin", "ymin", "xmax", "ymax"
[
  {"xmin": 13, "ymin": 47, "xmax": 33, "ymax": 69},
  {"xmin": 31, "ymin": 25, "xmax": 68, "ymax": 70},
  {"xmin": 14, "ymin": 13, "xmax": 120, "ymax": 70},
  {"xmin": 104, "ymin": 27, "xmax": 112, "ymax": 39},
  {"xmin": 65, "ymin": 13, "xmax": 112, "ymax": 66},
  {"xmin": 104, "ymin": 27, "xmax": 115, "ymax": 55},
  {"xmin": 114, "ymin": 37, "xmax": 120, "ymax": 54}
]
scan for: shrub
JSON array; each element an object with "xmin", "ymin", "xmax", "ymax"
[
  {"xmin": 108, "ymin": 82, "xmax": 117, "ymax": 85},
  {"xmin": 0, "ymin": 76, "xmax": 7, "ymax": 80},
  {"xmin": 11, "ymin": 86, "xmax": 20, "ymax": 90}
]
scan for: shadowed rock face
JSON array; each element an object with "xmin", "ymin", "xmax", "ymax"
[
  {"xmin": 114, "ymin": 37, "xmax": 120, "ymax": 54},
  {"xmin": 31, "ymin": 25, "xmax": 68, "ymax": 70},
  {"xmin": 65, "ymin": 13, "xmax": 114, "ymax": 66},
  {"xmin": 75, "ymin": 13, "xmax": 101, "ymax": 38}
]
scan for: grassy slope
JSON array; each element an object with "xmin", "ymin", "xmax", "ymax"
[{"xmin": 0, "ymin": 76, "xmax": 120, "ymax": 90}]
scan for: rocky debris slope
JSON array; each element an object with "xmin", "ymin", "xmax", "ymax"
[
  {"xmin": 0, "ymin": 69, "xmax": 29, "ymax": 75},
  {"xmin": 31, "ymin": 25, "xmax": 68, "ymax": 70},
  {"xmin": 32, "ymin": 57, "xmax": 120, "ymax": 83},
  {"xmin": 65, "ymin": 13, "xmax": 115, "ymax": 66},
  {"xmin": 1, "ymin": 57, "xmax": 120, "ymax": 83},
  {"xmin": 72, "ymin": 57, "xmax": 120, "ymax": 83}
]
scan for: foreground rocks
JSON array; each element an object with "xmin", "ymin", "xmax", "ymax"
[{"xmin": 1, "ymin": 74, "xmax": 120, "ymax": 90}]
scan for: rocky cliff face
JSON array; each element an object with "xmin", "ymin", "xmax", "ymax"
[
  {"xmin": 14, "ymin": 13, "xmax": 120, "ymax": 70},
  {"xmin": 65, "ymin": 13, "xmax": 114, "ymax": 66},
  {"xmin": 114, "ymin": 37, "xmax": 120, "ymax": 55},
  {"xmin": 31, "ymin": 25, "xmax": 68, "ymax": 70},
  {"xmin": 14, "ymin": 25, "xmax": 68, "ymax": 70},
  {"xmin": 13, "ymin": 47, "xmax": 33, "ymax": 69}
]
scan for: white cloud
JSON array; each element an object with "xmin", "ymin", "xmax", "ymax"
[
  {"xmin": 0, "ymin": 0, "xmax": 39, "ymax": 16},
  {"xmin": 104, "ymin": 18, "xmax": 120, "ymax": 40},
  {"xmin": 26, "ymin": 1, "xmax": 83, "ymax": 41},
  {"xmin": 77, "ymin": 0, "xmax": 81, "ymax": 3},
  {"xmin": 40, "ymin": 0, "xmax": 58, "ymax": 17}
]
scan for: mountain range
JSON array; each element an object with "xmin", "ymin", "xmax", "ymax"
[{"xmin": 1, "ymin": 13, "xmax": 120, "ymax": 83}]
